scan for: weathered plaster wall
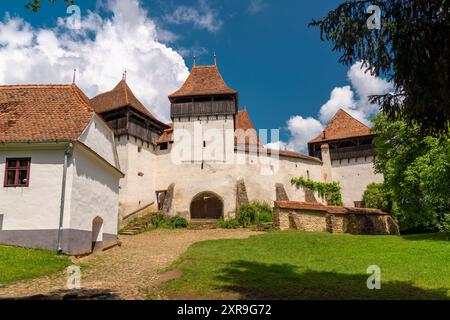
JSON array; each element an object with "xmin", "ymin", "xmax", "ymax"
[
  {"xmin": 115, "ymin": 136, "xmax": 158, "ymax": 218},
  {"xmin": 154, "ymin": 146, "xmax": 324, "ymax": 219},
  {"xmin": 69, "ymin": 145, "xmax": 120, "ymax": 237},
  {"xmin": 331, "ymin": 156, "xmax": 384, "ymax": 206}
]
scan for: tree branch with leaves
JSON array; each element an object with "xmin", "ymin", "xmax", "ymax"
[
  {"xmin": 310, "ymin": 0, "xmax": 450, "ymax": 137},
  {"xmin": 25, "ymin": 0, "xmax": 74, "ymax": 12}
]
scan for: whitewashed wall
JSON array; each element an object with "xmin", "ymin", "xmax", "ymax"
[
  {"xmin": 0, "ymin": 148, "xmax": 66, "ymax": 230},
  {"xmin": 115, "ymin": 136, "xmax": 158, "ymax": 217},
  {"xmin": 78, "ymin": 115, "xmax": 118, "ymax": 167},
  {"xmin": 331, "ymin": 156, "xmax": 384, "ymax": 206},
  {"xmin": 68, "ymin": 144, "xmax": 120, "ymax": 236},
  {"xmin": 154, "ymin": 146, "xmax": 324, "ymax": 219}
]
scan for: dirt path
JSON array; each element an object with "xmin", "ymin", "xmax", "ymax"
[{"xmin": 0, "ymin": 229, "xmax": 260, "ymax": 300}]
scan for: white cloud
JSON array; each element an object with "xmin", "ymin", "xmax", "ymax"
[
  {"xmin": 265, "ymin": 116, "xmax": 324, "ymax": 152},
  {"xmin": 278, "ymin": 61, "xmax": 392, "ymax": 152},
  {"xmin": 248, "ymin": 0, "xmax": 269, "ymax": 14},
  {"xmin": 0, "ymin": 0, "xmax": 189, "ymax": 122},
  {"xmin": 319, "ymin": 61, "xmax": 393, "ymax": 125},
  {"xmin": 319, "ymin": 86, "xmax": 356, "ymax": 123},
  {"xmin": 265, "ymin": 140, "xmax": 288, "ymax": 151},
  {"xmin": 165, "ymin": 0, "xmax": 223, "ymax": 33},
  {"xmin": 177, "ymin": 46, "xmax": 209, "ymax": 59}
]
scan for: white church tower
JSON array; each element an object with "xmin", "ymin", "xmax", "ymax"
[{"xmin": 168, "ymin": 63, "xmax": 238, "ymax": 165}]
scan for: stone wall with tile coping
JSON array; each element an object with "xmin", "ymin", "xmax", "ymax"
[{"xmin": 274, "ymin": 201, "xmax": 399, "ymax": 235}]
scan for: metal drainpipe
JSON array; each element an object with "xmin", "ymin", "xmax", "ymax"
[{"xmin": 56, "ymin": 143, "xmax": 73, "ymax": 254}]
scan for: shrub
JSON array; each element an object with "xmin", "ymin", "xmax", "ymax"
[
  {"xmin": 236, "ymin": 201, "xmax": 273, "ymax": 227},
  {"xmin": 252, "ymin": 202, "xmax": 273, "ymax": 224},
  {"xmin": 149, "ymin": 213, "xmax": 189, "ymax": 229},
  {"xmin": 237, "ymin": 205, "xmax": 257, "ymax": 227},
  {"xmin": 168, "ymin": 215, "xmax": 189, "ymax": 229},
  {"xmin": 217, "ymin": 218, "xmax": 241, "ymax": 229},
  {"xmin": 362, "ymin": 183, "xmax": 393, "ymax": 212},
  {"xmin": 438, "ymin": 213, "xmax": 450, "ymax": 232},
  {"xmin": 150, "ymin": 213, "xmax": 168, "ymax": 228}
]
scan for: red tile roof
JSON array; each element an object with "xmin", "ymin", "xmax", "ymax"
[
  {"xmin": 309, "ymin": 109, "xmax": 375, "ymax": 144},
  {"xmin": 234, "ymin": 109, "xmax": 321, "ymax": 163},
  {"xmin": 90, "ymin": 80, "xmax": 157, "ymax": 120},
  {"xmin": 235, "ymin": 109, "xmax": 261, "ymax": 146},
  {"xmin": 0, "ymin": 84, "xmax": 94, "ymax": 143},
  {"xmin": 169, "ymin": 65, "xmax": 236, "ymax": 100},
  {"xmin": 156, "ymin": 123, "xmax": 173, "ymax": 145},
  {"xmin": 274, "ymin": 201, "xmax": 388, "ymax": 215},
  {"xmin": 235, "ymin": 145, "xmax": 322, "ymax": 163}
]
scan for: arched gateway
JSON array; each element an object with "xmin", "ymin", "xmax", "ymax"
[{"xmin": 190, "ymin": 192, "xmax": 224, "ymax": 220}]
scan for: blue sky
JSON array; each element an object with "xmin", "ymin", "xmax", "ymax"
[{"xmin": 0, "ymin": 0, "xmax": 391, "ymax": 151}]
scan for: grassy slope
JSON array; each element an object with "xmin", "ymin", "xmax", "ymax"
[
  {"xmin": 157, "ymin": 231, "xmax": 450, "ymax": 300},
  {"xmin": 0, "ymin": 246, "xmax": 70, "ymax": 285}
]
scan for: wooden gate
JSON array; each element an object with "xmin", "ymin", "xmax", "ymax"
[{"xmin": 190, "ymin": 192, "xmax": 223, "ymax": 219}]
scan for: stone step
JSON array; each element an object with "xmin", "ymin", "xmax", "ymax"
[{"xmin": 189, "ymin": 220, "xmax": 218, "ymax": 230}]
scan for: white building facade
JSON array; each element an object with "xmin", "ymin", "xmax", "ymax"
[
  {"xmin": 0, "ymin": 85, "xmax": 123, "ymax": 255},
  {"xmin": 90, "ymin": 65, "xmax": 383, "ymax": 222},
  {"xmin": 0, "ymin": 64, "xmax": 383, "ymax": 254}
]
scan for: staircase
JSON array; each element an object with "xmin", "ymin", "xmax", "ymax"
[
  {"xmin": 189, "ymin": 219, "xmax": 218, "ymax": 230},
  {"xmin": 119, "ymin": 213, "xmax": 155, "ymax": 235}
]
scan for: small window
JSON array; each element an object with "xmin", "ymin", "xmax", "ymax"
[
  {"xmin": 138, "ymin": 146, "xmax": 142, "ymax": 153},
  {"xmin": 160, "ymin": 143, "xmax": 168, "ymax": 150},
  {"xmin": 4, "ymin": 158, "xmax": 31, "ymax": 187}
]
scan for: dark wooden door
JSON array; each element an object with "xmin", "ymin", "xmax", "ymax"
[{"xmin": 190, "ymin": 193, "xmax": 223, "ymax": 219}]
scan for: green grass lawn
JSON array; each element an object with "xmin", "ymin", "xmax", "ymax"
[
  {"xmin": 155, "ymin": 231, "xmax": 450, "ymax": 300},
  {"xmin": 0, "ymin": 246, "xmax": 70, "ymax": 285}
]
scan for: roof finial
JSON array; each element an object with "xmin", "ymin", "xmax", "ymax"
[
  {"xmin": 72, "ymin": 68, "xmax": 77, "ymax": 84},
  {"xmin": 214, "ymin": 50, "xmax": 217, "ymax": 65},
  {"xmin": 193, "ymin": 54, "xmax": 197, "ymax": 67},
  {"xmin": 122, "ymin": 70, "xmax": 127, "ymax": 82}
]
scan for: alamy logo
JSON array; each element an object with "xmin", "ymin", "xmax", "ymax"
[
  {"xmin": 67, "ymin": 265, "xmax": 81, "ymax": 290},
  {"xmin": 366, "ymin": 5, "xmax": 381, "ymax": 30},
  {"xmin": 366, "ymin": 265, "xmax": 381, "ymax": 289},
  {"xmin": 66, "ymin": 5, "xmax": 81, "ymax": 30},
  {"xmin": 170, "ymin": 125, "xmax": 281, "ymax": 176}
]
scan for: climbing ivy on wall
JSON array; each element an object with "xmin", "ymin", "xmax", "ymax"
[{"xmin": 291, "ymin": 177, "xmax": 343, "ymax": 206}]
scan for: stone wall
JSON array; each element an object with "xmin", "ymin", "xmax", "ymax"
[
  {"xmin": 274, "ymin": 201, "xmax": 400, "ymax": 235},
  {"xmin": 289, "ymin": 211, "xmax": 328, "ymax": 232}
]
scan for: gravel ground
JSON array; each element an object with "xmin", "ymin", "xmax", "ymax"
[{"xmin": 0, "ymin": 229, "xmax": 260, "ymax": 300}]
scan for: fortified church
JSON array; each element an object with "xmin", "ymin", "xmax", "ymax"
[{"xmin": 0, "ymin": 62, "xmax": 382, "ymax": 254}]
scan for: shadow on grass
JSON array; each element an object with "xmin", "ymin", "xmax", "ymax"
[
  {"xmin": 401, "ymin": 232, "xmax": 450, "ymax": 242},
  {"xmin": 216, "ymin": 260, "xmax": 449, "ymax": 300},
  {"xmin": 0, "ymin": 289, "xmax": 120, "ymax": 300}
]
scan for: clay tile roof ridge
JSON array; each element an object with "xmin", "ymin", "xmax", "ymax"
[
  {"xmin": 70, "ymin": 84, "xmax": 94, "ymax": 114},
  {"xmin": 0, "ymin": 84, "xmax": 74, "ymax": 89},
  {"xmin": 122, "ymin": 80, "xmax": 130, "ymax": 105},
  {"xmin": 169, "ymin": 64, "xmax": 236, "ymax": 99},
  {"xmin": 308, "ymin": 108, "xmax": 374, "ymax": 144}
]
